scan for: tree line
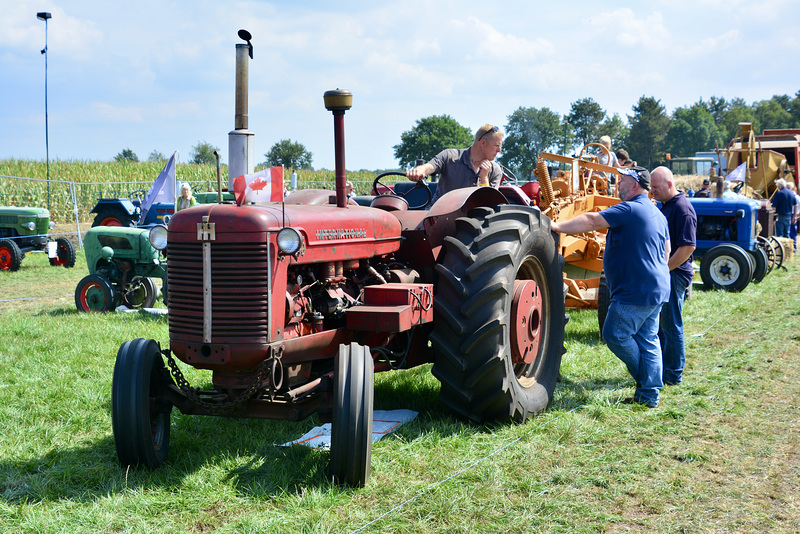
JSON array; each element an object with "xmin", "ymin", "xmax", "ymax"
[{"xmin": 394, "ymin": 92, "xmax": 800, "ymax": 178}]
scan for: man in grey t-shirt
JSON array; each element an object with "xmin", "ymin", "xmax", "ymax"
[{"xmin": 406, "ymin": 124, "xmax": 504, "ymax": 204}]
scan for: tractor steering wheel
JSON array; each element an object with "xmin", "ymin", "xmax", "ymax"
[{"xmin": 372, "ymin": 171, "xmax": 433, "ymax": 210}]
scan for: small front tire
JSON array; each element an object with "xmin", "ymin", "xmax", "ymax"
[{"xmin": 112, "ymin": 338, "xmax": 173, "ymax": 469}]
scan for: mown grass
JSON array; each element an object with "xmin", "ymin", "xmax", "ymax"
[{"xmin": 1, "ymin": 250, "xmax": 799, "ymax": 533}]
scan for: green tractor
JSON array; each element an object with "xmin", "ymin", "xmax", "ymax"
[
  {"xmin": 0, "ymin": 206, "xmax": 76, "ymax": 271},
  {"xmin": 75, "ymin": 225, "xmax": 167, "ymax": 312}
]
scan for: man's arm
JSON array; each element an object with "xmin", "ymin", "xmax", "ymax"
[
  {"xmin": 668, "ymin": 244, "xmax": 694, "ymax": 271},
  {"xmin": 550, "ymin": 212, "xmax": 610, "ymax": 235},
  {"xmin": 407, "ymin": 163, "xmax": 435, "ymax": 182}
]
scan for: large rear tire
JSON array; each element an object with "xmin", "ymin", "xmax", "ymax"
[
  {"xmin": 329, "ymin": 342, "xmax": 374, "ymax": 487},
  {"xmin": 49, "ymin": 237, "xmax": 76, "ymax": 268},
  {"xmin": 92, "ymin": 208, "xmax": 137, "ymax": 228},
  {"xmin": 700, "ymin": 244, "xmax": 753, "ymax": 292},
  {"xmin": 0, "ymin": 238, "xmax": 23, "ymax": 271},
  {"xmin": 431, "ymin": 205, "xmax": 565, "ymax": 423},
  {"xmin": 112, "ymin": 338, "xmax": 173, "ymax": 469}
]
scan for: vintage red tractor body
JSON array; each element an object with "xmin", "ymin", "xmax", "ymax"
[{"xmin": 111, "ymin": 88, "xmax": 565, "ymax": 487}]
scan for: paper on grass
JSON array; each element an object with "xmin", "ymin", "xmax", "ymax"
[{"xmin": 280, "ymin": 409, "xmax": 418, "ymax": 449}]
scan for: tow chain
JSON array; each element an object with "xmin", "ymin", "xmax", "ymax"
[{"xmin": 162, "ymin": 348, "xmax": 276, "ymax": 415}]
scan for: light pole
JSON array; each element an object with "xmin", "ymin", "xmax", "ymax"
[
  {"xmin": 37, "ymin": 11, "xmax": 52, "ymax": 211},
  {"xmin": 562, "ymin": 119, "xmax": 568, "ymax": 170}
]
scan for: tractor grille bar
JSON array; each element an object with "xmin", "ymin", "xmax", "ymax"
[{"xmin": 168, "ymin": 240, "xmax": 270, "ymax": 344}]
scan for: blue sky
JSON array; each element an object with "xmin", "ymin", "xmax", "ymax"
[{"xmin": 2, "ymin": 0, "xmax": 798, "ymax": 171}]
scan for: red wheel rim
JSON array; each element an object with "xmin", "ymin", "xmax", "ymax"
[
  {"xmin": 0, "ymin": 246, "xmax": 11, "ymax": 270},
  {"xmin": 100, "ymin": 218, "xmax": 123, "ymax": 226},
  {"xmin": 79, "ymin": 282, "xmax": 110, "ymax": 311},
  {"xmin": 511, "ymin": 279, "xmax": 543, "ymax": 366}
]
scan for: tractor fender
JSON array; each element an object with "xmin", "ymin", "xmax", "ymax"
[
  {"xmin": 422, "ymin": 186, "xmax": 510, "ymax": 257},
  {"xmin": 90, "ymin": 199, "xmax": 138, "ymax": 216}
]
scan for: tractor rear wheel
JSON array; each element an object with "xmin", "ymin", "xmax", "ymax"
[
  {"xmin": 49, "ymin": 237, "xmax": 76, "ymax": 268},
  {"xmin": 112, "ymin": 338, "xmax": 173, "ymax": 469},
  {"xmin": 75, "ymin": 274, "xmax": 118, "ymax": 312},
  {"xmin": 0, "ymin": 239, "xmax": 23, "ymax": 271},
  {"xmin": 431, "ymin": 205, "xmax": 565, "ymax": 423},
  {"xmin": 123, "ymin": 277, "xmax": 158, "ymax": 309},
  {"xmin": 748, "ymin": 247, "xmax": 768, "ymax": 283},
  {"xmin": 92, "ymin": 208, "xmax": 137, "ymax": 227},
  {"xmin": 329, "ymin": 342, "xmax": 374, "ymax": 486},
  {"xmin": 700, "ymin": 244, "xmax": 753, "ymax": 292}
]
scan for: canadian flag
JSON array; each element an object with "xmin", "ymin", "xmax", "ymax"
[{"xmin": 232, "ymin": 167, "xmax": 284, "ymax": 206}]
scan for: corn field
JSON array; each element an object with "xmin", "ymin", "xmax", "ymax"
[{"xmin": 0, "ymin": 159, "xmax": 381, "ymax": 223}]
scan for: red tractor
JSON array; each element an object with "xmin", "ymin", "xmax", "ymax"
[{"xmin": 112, "ymin": 90, "xmax": 565, "ymax": 486}]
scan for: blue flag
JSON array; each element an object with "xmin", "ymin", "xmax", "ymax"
[{"xmin": 139, "ymin": 153, "xmax": 177, "ymax": 224}]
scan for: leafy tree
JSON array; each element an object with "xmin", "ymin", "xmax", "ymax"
[
  {"xmin": 719, "ymin": 98, "xmax": 757, "ymax": 143},
  {"xmin": 393, "ymin": 115, "xmax": 473, "ymax": 168},
  {"xmin": 265, "ymin": 139, "xmax": 313, "ymax": 170},
  {"xmin": 191, "ymin": 141, "xmax": 220, "ymax": 165},
  {"xmin": 753, "ymin": 96, "xmax": 793, "ymax": 131},
  {"xmin": 114, "ymin": 148, "xmax": 139, "ymax": 163},
  {"xmin": 600, "ymin": 113, "xmax": 629, "ymax": 151},
  {"xmin": 566, "ymin": 98, "xmax": 606, "ymax": 148},
  {"xmin": 148, "ymin": 150, "xmax": 166, "ymax": 162},
  {"xmin": 498, "ymin": 106, "xmax": 563, "ymax": 179},
  {"xmin": 789, "ymin": 90, "xmax": 800, "ymax": 127},
  {"xmin": 627, "ymin": 96, "xmax": 670, "ymax": 169},
  {"xmin": 666, "ymin": 104, "xmax": 724, "ymax": 158}
]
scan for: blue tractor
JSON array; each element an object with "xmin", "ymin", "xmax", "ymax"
[{"xmin": 690, "ymin": 197, "xmax": 783, "ymax": 292}]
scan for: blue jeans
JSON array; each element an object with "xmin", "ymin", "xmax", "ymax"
[
  {"xmin": 776, "ymin": 214, "xmax": 792, "ymax": 238},
  {"xmin": 659, "ymin": 271, "xmax": 689, "ymax": 385},
  {"xmin": 602, "ymin": 300, "xmax": 664, "ymax": 407}
]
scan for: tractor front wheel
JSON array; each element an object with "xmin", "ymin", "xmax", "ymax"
[
  {"xmin": 329, "ymin": 342, "xmax": 374, "ymax": 487},
  {"xmin": 700, "ymin": 244, "xmax": 753, "ymax": 292},
  {"xmin": 0, "ymin": 239, "xmax": 23, "ymax": 271},
  {"xmin": 75, "ymin": 274, "xmax": 118, "ymax": 312},
  {"xmin": 431, "ymin": 205, "xmax": 565, "ymax": 423},
  {"xmin": 112, "ymin": 338, "xmax": 173, "ymax": 469},
  {"xmin": 49, "ymin": 237, "xmax": 76, "ymax": 268}
]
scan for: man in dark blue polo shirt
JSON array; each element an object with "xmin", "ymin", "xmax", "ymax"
[
  {"xmin": 650, "ymin": 166, "xmax": 697, "ymax": 386},
  {"xmin": 772, "ymin": 178, "xmax": 797, "ymax": 238},
  {"xmin": 552, "ymin": 166, "xmax": 670, "ymax": 407},
  {"xmin": 406, "ymin": 124, "xmax": 504, "ymax": 204}
]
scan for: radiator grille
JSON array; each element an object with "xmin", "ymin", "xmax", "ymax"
[{"xmin": 168, "ymin": 240, "xmax": 270, "ymax": 344}]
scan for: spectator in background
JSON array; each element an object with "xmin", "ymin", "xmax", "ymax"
[
  {"xmin": 693, "ymin": 179, "xmax": 712, "ymax": 198},
  {"xmin": 177, "ymin": 182, "xmax": 196, "ymax": 211},
  {"xmin": 345, "ymin": 180, "xmax": 356, "ymax": 199},
  {"xmin": 771, "ymin": 178, "xmax": 797, "ymax": 238},
  {"xmin": 787, "ymin": 182, "xmax": 799, "ymax": 251},
  {"xmin": 615, "ymin": 149, "xmax": 636, "ymax": 169},
  {"xmin": 650, "ymin": 167, "xmax": 697, "ymax": 386}
]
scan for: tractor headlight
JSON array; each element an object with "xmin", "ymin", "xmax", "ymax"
[
  {"xmin": 26, "ymin": 222, "xmax": 36, "ymax": 231},
  {"xmin": 49, "ymin": 222, "xmax": 55, "ymax": 229},
  {"xmin": 277, "ymin": 227, "xmax": 303, "ymax": 255},
  {"xmin": 149, "ymin": 224, "xmax": 168, "ymax": 251}
]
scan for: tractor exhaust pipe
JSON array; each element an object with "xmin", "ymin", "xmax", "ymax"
[
  {"xmin": 323, "ymin": 89, "xmax": 353, "ymax": 208},
  {"xmin": 228, "ymin": 30, "xmax": 255, "ymax": 190}
]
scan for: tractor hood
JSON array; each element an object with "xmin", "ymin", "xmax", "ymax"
[{"xmin": 168, "ymin": 202, "xmax": 402, "ymax": 262}]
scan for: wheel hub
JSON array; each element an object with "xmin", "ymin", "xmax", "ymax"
[{"xmin": 511, "ymin": 279, "xmax": 543, "ymax": 365}]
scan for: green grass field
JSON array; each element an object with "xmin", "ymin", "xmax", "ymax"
[{"xmin": 1, "ymin": 243, "xmax": 799, "ymax": 533}]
